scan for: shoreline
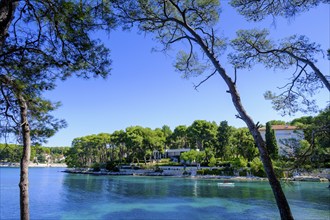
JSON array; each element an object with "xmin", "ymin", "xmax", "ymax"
[
  {"xmin": 0, "ymin": 162, "xmax": 67, "ymax": 168},
  {"xmin": 62, "ymin": 168, "xmax": 329, "ymax": 183},
  {"xmin": 2, "ymin": 162, "xmax": 328, "ymax": 183}
]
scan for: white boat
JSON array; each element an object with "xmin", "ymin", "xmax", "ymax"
[{"xmin": 217, "ymin": 182, "xmax": 235, "ymax": 187}]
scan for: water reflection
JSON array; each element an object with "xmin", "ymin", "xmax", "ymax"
[
  {"xmin": 59, "ymin": 174, "xmax": 330, "ymax": 220},
  {"xmin": 2, "ymin": 168, "xmax": 329, "ymax": 220}
]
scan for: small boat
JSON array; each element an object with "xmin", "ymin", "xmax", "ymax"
[{"xmin": 217, "ymin": 182, "xmax": 235, "ymax": 187}]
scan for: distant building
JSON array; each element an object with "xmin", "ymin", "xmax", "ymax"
[
  {"xmin": 153, "ymin": 148, "xmax": 197, "ymax": 162},
  {"xmin": 259, "ymin": 125, "xmax": 304, "ymax": 156}
]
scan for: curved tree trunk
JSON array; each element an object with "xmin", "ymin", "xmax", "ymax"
[
  {"xmin": 181, "ymin": 23, "xmax": 294, "ymax": 219},
  {"xmin": 223, "ymin": 77, "xmax": 293, "ymax": 219},
  {"xmin": 18, "ymin": 93, "xmax": 30, "ymax": 220}
]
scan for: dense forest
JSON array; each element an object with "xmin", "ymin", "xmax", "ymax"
[{"xmin": 1, "ymin": 108, "xmax": 328, "ymax": 174}]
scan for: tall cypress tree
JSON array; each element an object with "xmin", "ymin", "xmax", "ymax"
[{"xmin": 265, "ymin": 122, "xmax": 279, "ymax": 159}]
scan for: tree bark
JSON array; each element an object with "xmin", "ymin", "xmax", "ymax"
[
  {"xmin": 218, "ymin": 65, "xmax": 294, "ymax": 220},
  {"xmin": 0, "ymin": 0, "xmax": 18, "ymax": 48},
  {"xmin": 0, "ymin": 74, "xmax": 31, "ymax": 220},
  {"xmin": 18, "ymin": 93, "xmax": 30, "ymax": 220},
  {"xmin": 180, "ymin": 22, "xmax": 294, "ymax": 219}
]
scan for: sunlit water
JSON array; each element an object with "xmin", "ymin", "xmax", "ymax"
[{"xmin": 0, "ymin": 168, "xmax": 329, "ymax": 220}]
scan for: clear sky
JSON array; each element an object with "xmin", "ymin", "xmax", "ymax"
[{"xmin": 43, "ymin": 2, "xmax": 329, "ymax": 147}]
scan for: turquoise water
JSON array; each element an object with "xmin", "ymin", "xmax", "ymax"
[{"xmin": 0, "ymin": 168, "xmax": 329, "ymax": 220}]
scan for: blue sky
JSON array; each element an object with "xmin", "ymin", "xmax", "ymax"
[{"xmin": 43, "ymin": 2, "xmax": 329, "ymax": 147}]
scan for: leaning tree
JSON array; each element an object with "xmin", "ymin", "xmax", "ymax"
[
  {"xmin": 0, "ymin": 1, "xmax": 114, "ymax": 219},
  {"xmin": 109, "ymin": 0, "xmax": 294, "ymax": 219},
  {"xmin": 230, "ymin": 0, "xmax": 330, "ymax": 175},
  {"xmin": 229, "ymin": 0, "xmax": 329, "ymax": 116}
]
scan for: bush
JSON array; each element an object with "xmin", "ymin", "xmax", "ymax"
[
  {"xmin": 106, "ymin": 161, "xmax": 119, "ymax": 172},
  {"xmin": 272, "ymin": 160, "xmax": 285, "ymax": 178},
  {"xmin": 250, "ymin": 157, "xmax": 266, "ymax": 177},
  {"xmin": 238, "ymin": 168, "xmax": 249, "ymax": 176},
  {"xmin": 196, "ymin": 170, "xmax": 204, "ymax": 175},
  {"xmin": 208, "ymin": 157, "xmax": 217, "ymax": 167},
  {"xmin": 92, "ymin": 163, "xmax": 101, "ymax": 172},
  {"xmin": 232, "ymin": 157, "xmax": 248, "ymax": 169}
]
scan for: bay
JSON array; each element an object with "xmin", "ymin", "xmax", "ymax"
[{"xmin": 0, "ymin": 167, "xmax": 329, "ymax": 220}]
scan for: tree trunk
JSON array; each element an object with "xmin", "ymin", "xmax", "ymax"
[
  {"xmin": 182, "ymin": 24, "xmax": 293, "ymax": 219},
  {"xmin": 18, "ymin": 94, "xmax": 30, "ymax": 220},
  {"xmin": 0, "ymin": 0, "xmax": 18, "ymax": 48},
  {"xmin": 220, "ymin": 69, "xmax": 293, "ymax": 220}
]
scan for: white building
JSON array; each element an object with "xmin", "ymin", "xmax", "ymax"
[
  {"xmin": 152, "ymin": 148, "xmax": 197, "ymax": 162},
  {"xmin": 259, "ymin": 125, "xmax": 304, "ymax": 156}
]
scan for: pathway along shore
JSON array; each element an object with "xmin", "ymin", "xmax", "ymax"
[{"xmin": 62, "ymin": 167, "xmax": 330, "ymax": 182}]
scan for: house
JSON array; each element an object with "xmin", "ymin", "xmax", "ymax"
[
  {"xmin": 152, "ymin": 148, "xmax": 196, "ymax": 162},
  {"xmin": 259, "ymin": 125, "xmax": 304, "ymax": 156}
]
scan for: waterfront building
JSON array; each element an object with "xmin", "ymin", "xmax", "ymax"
[{"xmin": 259, "ymin": 125, "xmax": 304, "ymax": 156}]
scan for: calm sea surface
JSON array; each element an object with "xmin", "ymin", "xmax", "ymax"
[{"xmin": 0, "ymin": 167, "xmax": 329, "ymax": 220}]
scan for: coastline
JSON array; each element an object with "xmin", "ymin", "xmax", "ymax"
[
  {"xmin": 0, "ymin": 162, "xmax": 67, "ymax": 168},
  {"xmin": 62, "ymin": 168, "xmax": 329, "ymax": 182},
  {"xmin": 2, "ymin": 162, "xmax": 328, "ymax": 182}
]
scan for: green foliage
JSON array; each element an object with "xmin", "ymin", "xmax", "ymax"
[
  {"xmin": 231, "ymin": 127, "xmax": 258, "ymax": 161},
  {"xmin": 272, "ymin": 160, "xmax": 285, "ymax": 178},
  {"xmin": 290, "ymin": 116, "xmax": 313, "ymax": 126},
  {"xmin": 0, "ymin": 143, "xmax": 68, "ymax": 163},
  {"xmin": 66, "ymin": 133, "xmax": 111, "ymax": 168},
  {"xmin": 250, "ymin": 157, "xmax": 266, "ymax": 177},
  {"xmin": 105, "ymin": 161, "xmax": 119, "ymax": 172},
  {"xmin": 208, "ymin": 156, "xmax": 217, "ymax": 167},
  {"xmin": 230, "ymin": 28, "xmax": 327, "ymax": 115},
  {"xmin": 232, "ymin": 157, "xmax": 248, "ymax": 169},
  {"xmin": 169, "ymin": 125, "xmax": 188, "ymax": 149},
  {"xmin": 63, "ymin": 108, "xmax": 329, "ymax": 169},
  {"xmin": 187, "ymin": 120, "xmax": 217, "ymax": 150},
  {"xmin": 230, "ymin": 0, "xmax": 327, "ymax": 21},
  {"xmin": 268, "ymin": 120, "xmax": 287, "ymax": 125},
  {"xmin": 1, "ymin": 0, "xmax": 114, "ymax": 148},
  {"xmin": 215, "ymin": 121, "xmax": 232, "ymax": 159},
  {"xmin": 0, "ymin": 144, "xmax": 22, "ymax": 162},
  {"xmin": 265, "ymin": 122, "xmax": 279, "ymax": 160},
  {"xmin": 180, "ymin": 150, "xmax": 198, "ymax": 163},
  {"xmin": 288, "ymin": 107, "xmax": 330, "ymax": 167},
  {"xmin": 196, "ymin": 169, "xmax": 204, "ymax": 175},
  {"xmin": 92, "ymin": 163, "xmax": 101, "ymax": 172}
]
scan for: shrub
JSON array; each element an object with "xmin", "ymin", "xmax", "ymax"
[
  {"xmin": 238, "ymin": 168, "xmax": 249, "ymax": 176},
  {"xmin": 196, "ymin": 170, "xmax": 204, "ymax": 175},
  {"xmin": 250, "ymin": 157, "xmax": 266, "ymax": 177},
  {"xmin": 208, "ymin": 157, "xmax": 217, "ymax": 167},
  {"xmin": 106, "ymin": 161, "xmax": 119, "ymax": 172},
  {"xmin": 232, "ymin": 157, "xmax": 248, "ymax": 169},
  {"xmin": 92, "ymin": 163, "xmax": 101, "ymax": 172}
]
